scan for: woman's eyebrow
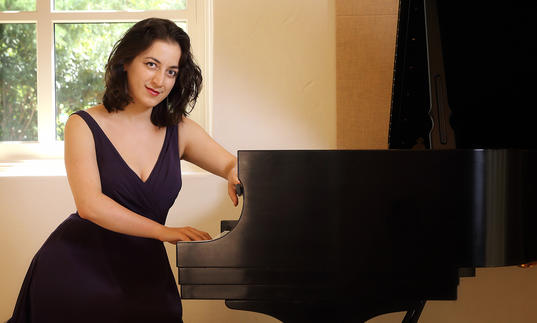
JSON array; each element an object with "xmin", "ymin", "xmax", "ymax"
[{"xmin": 145, "ymin": 56, "xmax": 179, "ymax": 69}]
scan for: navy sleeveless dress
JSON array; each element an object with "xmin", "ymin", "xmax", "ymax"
[{"xmin": 8, "ymin": 110, "xmax": 183, "ymax": 323}]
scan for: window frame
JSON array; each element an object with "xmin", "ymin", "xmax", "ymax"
[{"xmin": 0, "ymin": 0, "xmax": 213, "ymax": 173}]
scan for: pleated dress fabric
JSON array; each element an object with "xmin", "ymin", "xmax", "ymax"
[{"xmin": 8, "ymin": 110, "xmax": 183, "ymax": 323}]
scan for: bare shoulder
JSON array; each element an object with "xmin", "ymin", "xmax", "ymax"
[
  {"xmin": 66, "ymin": 105, "xmax": 107, "ymax": 133},
  {"xmin": 65, "ymin": 112, "xmax": 88, "ymax": 134},
  {"xmin": 85, "ymin": 104, "xmax": 107, "ymax": 115},
  {"xmin": 178, "ymin": 117, "xmax": 205, "ymax": 158},
  {"xmin": 65, "ymin": 108, "xmax": 100, "ymax": 146},
  {"xmin": 178, "ymin": 116, "xmax": 204, "ymax": 135},
  {"xmin": 84, "ymin": 104, "xmax": 109, "ymax": 122}
]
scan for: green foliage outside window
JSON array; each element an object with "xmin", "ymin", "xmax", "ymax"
[
  {"xmin": 55, "ymin": 0, "xmax": 186, "ymax": 10},
  {"xmin": 0, "ymin": 0, "xmax": 35, "ymax": 11},
  {"xmin": 55, "ymin": 23, "xmax": 133, "ymax": 140},
  {"xmin": 0, "ymin": 23, "xmax": 37, "ymax": 141},
  {"xmin": 0, "ymin": 0, "xmax": 186, "ymax": 11}
]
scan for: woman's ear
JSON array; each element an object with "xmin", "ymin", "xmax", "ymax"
[{"xmin": 122, "ymin": 60, "xmax": 132, "ymax": 72}]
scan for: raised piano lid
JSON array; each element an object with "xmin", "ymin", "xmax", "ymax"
[{"xmin": 389, "ymin": 1, "xmax": 536, "ymax": 150}]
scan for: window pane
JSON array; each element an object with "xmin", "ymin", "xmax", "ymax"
[
  {"xmin": 55, "ymin": 23, "xmax": 134, "ymax": 140},
  {"xmin": 0, "ymin": 0, "xmax": 35, "ymax": 11},
  {"xmin": 0, "ymin": 23, "xmax": 37, "ymax": 141},
  {"xmin": 54, "ymin": 0, "xmax": 186, "ymax": 11}
]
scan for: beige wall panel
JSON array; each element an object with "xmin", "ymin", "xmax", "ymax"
[
  {"xmin": 336, "ymin": 14, "xmax": 398, "ymax": 148},
  {"xmin": 337, "ymin": 0, "xmax": 399, "ymax": 17},
  {"xmin": 351, "ymin": 0, "xmax": 399, "ymax": 16}
]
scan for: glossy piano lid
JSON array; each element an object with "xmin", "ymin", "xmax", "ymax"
[{"xmin": 389, "ymin": 1, "xmax": 537, "ymax": 149}]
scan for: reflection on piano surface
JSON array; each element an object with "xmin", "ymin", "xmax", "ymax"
[{"xmin": 177, "ymin": 0, "xmax": 537, "ymax": 322}]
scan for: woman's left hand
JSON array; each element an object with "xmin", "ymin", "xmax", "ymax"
[{"xmin": 227, "ymin": 167, "xmax": 241, "ymax": 206}]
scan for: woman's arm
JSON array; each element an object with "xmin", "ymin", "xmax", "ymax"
[
  {"xmin": 64, "ymin": 114, "xmax": 210, "ymax": 242},
  {"xmin": 179, "ymin": 117, "xmax": 240, "ymax": 205}
]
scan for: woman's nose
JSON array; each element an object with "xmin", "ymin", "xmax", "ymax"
[{"xmin": 151, "ymin": 71, "xmax": 165, "ymax": 87}]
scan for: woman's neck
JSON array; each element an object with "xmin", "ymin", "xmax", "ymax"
[{"xmin": 119, "ymin": 103, "xmax": 153, "ymax": 123}]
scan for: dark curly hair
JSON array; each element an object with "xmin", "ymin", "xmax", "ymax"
[{"xmin": 102, "ymin": 18, "xmax": 202, "ymax": 126}]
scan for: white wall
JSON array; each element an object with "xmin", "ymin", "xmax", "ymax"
[
  {"xmin": 212, "ymin": 0, "xmax": 336, "ymax": 151},
  {"xmin": 0, "ymin": 0, "xmax": 336, "ymax": 322}
]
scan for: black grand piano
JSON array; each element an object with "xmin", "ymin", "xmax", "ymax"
[{"xmin": 177, "ymin": 1, "xmax": 537, "ymax": 322}]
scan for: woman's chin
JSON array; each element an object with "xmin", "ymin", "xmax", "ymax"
[{"xmin": 129, "ymin": 98, "xmax": 163, "ymax": 110}]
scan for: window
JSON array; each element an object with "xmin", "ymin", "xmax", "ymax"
[{"xmin": 0, "ymin": 0, "xmax": 212, "ymax": 173}]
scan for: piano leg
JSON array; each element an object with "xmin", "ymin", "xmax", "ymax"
[
  {"xmin": 225, "ymin": 299, "xmax": 424, "ymax": 323},
  {"xmin": 225, "ymin": 300, "xmax": 340, "ymax": 323},
  {"xmin": 402, "ymin": 301, "xmax": 426, "ymax": 323}
]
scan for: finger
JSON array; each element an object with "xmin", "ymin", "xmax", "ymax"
[
  {"xmin": 228, "ymin": 185, "xmax": 238, "ymax": 206},
  {"xmin": 200, "ymin": 231, "xmax": 212, "ymax": 240},
  {"xmin": 184, "ymin": 227, "xmax": 207, "ymax": 241},
  {"xmin": 184, "ymin": 229, "xmax": 204, "ymax": 241},
  {"xmin": 177, "ymin": 233, "xmax": 191, "ymax": 242},
  {"xmin": 229, "ymin": 167, "xmax": 240, "ymax": 184},
  {"xmin": 198, "ymin": 228, "xmax": 212, "ymax": 240},
  {"xmin": 190, "ymin": 227, "xmax": 212, "ymax": 240},
  {"xmin": 165, "ymin": 228, "xmax": 191, "ymax": 243}
]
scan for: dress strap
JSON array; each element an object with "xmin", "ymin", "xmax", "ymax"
[
  {"xmin": 71, "ymin": 110, "xmax": 108, "ymax": 154},
  {"xmin": 72, "ymin": 110, "xmax": 100, "ymax": 132}
]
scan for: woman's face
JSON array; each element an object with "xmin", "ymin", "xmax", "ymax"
[{"xmin": 124, "ymin": 39, "xmax": 182, "ymax": 109}]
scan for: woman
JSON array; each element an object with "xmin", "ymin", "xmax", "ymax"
[{"xmin": 8, "ymin": 18, "xmax": 239, "ymax": 322}]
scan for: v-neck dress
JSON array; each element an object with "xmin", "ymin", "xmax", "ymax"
[{"xmin": 8, "ymin": 110, "xmax": 183, "ymax": 323}]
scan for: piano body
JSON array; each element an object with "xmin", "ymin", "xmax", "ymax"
[{"xmin": 177, "ymin": 1, "xmax": 537, "ymax": 322}]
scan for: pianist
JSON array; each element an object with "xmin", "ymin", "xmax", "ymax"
[{"xmin": 8, "ymin": 17, "xmax": 240, "ymax": 323}]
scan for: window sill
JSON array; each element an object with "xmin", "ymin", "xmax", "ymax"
[{"xmin": 0, "ymin": 159, "xmax": 66, "ymax": 177}]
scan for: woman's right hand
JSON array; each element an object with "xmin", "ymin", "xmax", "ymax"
[{"xmin": 159, "ymin": 226, "xmax": 212, "ymax": 243}]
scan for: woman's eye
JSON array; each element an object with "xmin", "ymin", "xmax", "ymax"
[
  {"xmin": 146, "ymin": 62, "xmax": 157, "ymax": 68},
  {"xmin": 167, "ymin": 70, "xmax": 178, "ymax": 77}
]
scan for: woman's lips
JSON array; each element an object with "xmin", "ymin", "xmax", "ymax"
[{"xmin": 145, "ymin": 86, "xmax": 160, "ymax": 96}]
